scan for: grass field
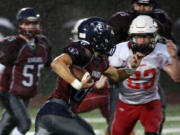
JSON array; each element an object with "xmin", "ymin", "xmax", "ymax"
[{"xmin": 0, "ymin": 104, "xmax": 180, "ymax": 135}]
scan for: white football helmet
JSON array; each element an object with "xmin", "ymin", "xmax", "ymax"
[
  {"xmin": 128, "ymin": 15, "xmax": 158, "ymax": 54},
  {"xmin": 129, "ymin": 15, "xmax": 158, "ymax": 35}
]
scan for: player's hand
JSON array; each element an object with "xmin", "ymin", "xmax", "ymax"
[
  {"xmin": 81, "ymin": 75, "xmax": 94, "ymax": 89},
  {"xmin": 166, "ymin": 40, "xmax": 178, "ymax": 58},
  {"xmin": 95, "ymin": 75, "xmax": 108, "ymax": 89},
  {"xmin": 131, "ymin": 52, "xmax": 144, "ymax": 68}
]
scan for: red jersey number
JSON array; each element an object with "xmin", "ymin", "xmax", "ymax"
[{"xmin": 127, "ymin": 69, "xmax": 156, "ymax": 90}]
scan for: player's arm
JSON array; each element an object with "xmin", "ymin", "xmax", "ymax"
[
  {"xmin": 41, "ymin": 35, "xmax": 52, "ymax": 67},
  {"xmin": 163, "ymin": 40, "xmax": 180, "ymax": 82},
  {"xmin": 103, "ymin": 66, "xmax": 128, "ymax": 82},
  {"xmin": 0, "ymin": 39, "xmax": 16, "ymax": 66},
  {"xmin": 104, "ymin": 52, "xmax": 144, "ymax": 82},
  {"xmin": 51, "ymin": 53, "xmax": 94, "ymax": 90}
]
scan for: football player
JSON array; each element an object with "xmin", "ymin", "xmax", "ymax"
[
  {"xmin": 0, "ymin": 7, "xmax": 51, "ymax": 135},
  {"xmin": 34, "ymin": 17, "xmax": 143, "ymax": 135},
  {"xmin": 71, "ymin": 17, "xmax": 111, "ymax": 135},
  {"xmin": 108, "ymin": 0, "xmax": 174, "ymax": 43},
  {"xmin": 108, "ymin": 1, "xmax": 176, "ymax": 134},
  {"xmin": 109, "ymin": 15, "xmax": 180, "ymax": 135}
]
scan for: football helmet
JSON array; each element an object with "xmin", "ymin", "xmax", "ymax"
[
  {"xmin": 131, "ymin": 0, "xmax": 158, "ymax": 13},
  {"xmin": 16, "ymin": 7, "xmax": 41, "ymax": 38},
  {"xmin": 77, "ymin": 17, "xmax": 116, "ymax": 56},
  {"xmin": 71, "ymin": 18, "xmax": 88, "ymax": 40},
  {"xmin": 128, "ymin": 15, "xmax": 158, "ymax": 54}
]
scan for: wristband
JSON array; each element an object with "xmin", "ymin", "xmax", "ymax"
[
  {"xmin": 71, "ymin": 79, "xmax": 82, "ymax": 90},
  {"xmin": 81, "ymin": 72, "xmax": 90, "ymax": 81}
]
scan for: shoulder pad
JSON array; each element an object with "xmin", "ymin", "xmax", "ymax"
[
  {"xmin": 36, "ymin": 34, "xmax": 51, "ymax": 47},
  {"xmin": 154, "ymin": 9, "xmax": 165, "ymax": 14},
  {"xmin": 115, "ymin": 11, "xmax": 130, "ymax": 17},
  {"xmin": 79, "ymin": 40, "xmax": 90, "ymax": 46},
  {"xmin": 69, "ymin": 40, "xmax": 89, "ymax": 47},
  {"xmin": 36, "ymin": 34, "xmax": 47, "ymax": 40},
  {"xmin": 3, "ymin": 36, "xmax": 17, "ymax": 43}
]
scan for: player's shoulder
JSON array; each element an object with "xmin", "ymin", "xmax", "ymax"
[
  {"xmin": 109, "ymin": 11, "xmax": 134, "ymax": 27},
  {"xmin": 155, "ymin": 42, "xmax": 167, "ymax": 50},
  {"xmin": 0, "ymin": 35, "xmax": 24, "ymax": 49},
  {"xmin": 113, "ymin": 41, "xmax": 130, "ymax": 58},
  {"xmin": 116, "ymin": 41, "xmax": 129, "ymax": 51},
  {"xmin": 153, "ymin": 9, "xmax": 168, "ymax": 16},
  {"xmin": 153, "ymin": 42, "xmax": 169, "ymax": 55},
  {"xmin": 110, "ymin": 11, "xmax": 132, "ymax": 20},
  {"xmin": 109, "ymin": 41, "xmax": 130, "ymax": 67},
  {"xmin": 37, "ymin": 34, "xmax": 50, "ymax": 41},
  {"xmin": 113, "ymin": 11, "xmax": 131, "ymax": 17},
  {"xmin": 2, "ymin": 35, "xmax": 18, "ymax": 44},
  {"xmin": 65, "ymin": 40, "xmax": 92, "ymax": 56},
  {"xmin": 36, "ymin": 34, "xmax": 51, "ymax": 47},
  {"xmin": 68, "ymin": 40, "xmax": 88, "ymax": 48}
]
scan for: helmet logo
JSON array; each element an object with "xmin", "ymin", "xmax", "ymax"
[
  {"xmin": 94, "ymin": 23, "xmax": 104, "ymax": 34},
  {"xmin": 68, "ymin": 47, "xmax": 79, "ymax": 55},
  {"xmin": 105, "ymin": 39, "xmax": 109, "ymax": 44}
]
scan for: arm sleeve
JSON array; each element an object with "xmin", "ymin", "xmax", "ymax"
[
  {"xmin": 159, "ymin": 46, "xmax": 172, "ymax": 69},
  {"xmin": 0, "ymin": 41, "xmax": 15, "ymax": 66}
]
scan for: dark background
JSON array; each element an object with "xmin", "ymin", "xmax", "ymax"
[{"xmin": 0, "ymin": 0, "xmax": 179, "ymax": 96}]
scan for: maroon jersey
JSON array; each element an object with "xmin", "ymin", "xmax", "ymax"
[
  {"xmin": 108, "ymin": 9, "xmax": 173, "ymax": 44},
  {"xmin": 0, "ymin": 34, "xmax": 51, "ymax": 99},
  {"xmin": 50, "ymin": 40, "xmax": 109, "ymax": 112}
]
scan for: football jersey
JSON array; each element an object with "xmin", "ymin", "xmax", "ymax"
[
  {"xmin": 0, "ymin": 34, "xmax": 51, "ymax": 99},
  {"xmin": 50, "ymin": 40, "xmax": 109, "ymax": 112},
  {"xmin": 108, "ymin": 42, "xmax": 172, "ymax": 104}
]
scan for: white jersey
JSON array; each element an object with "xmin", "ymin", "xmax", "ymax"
[{"xmin": 109, "ymin": 41, "xmax": 172, "ymax": 104}]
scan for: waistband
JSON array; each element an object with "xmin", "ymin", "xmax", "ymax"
[{"xmin": 49, "ymin": 98, "xmax": 69, "ymax": 108}]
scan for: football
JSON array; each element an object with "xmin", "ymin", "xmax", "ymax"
[{"xmin": 69, "ymin": 65, "xmax": 91, "ymax": 81}]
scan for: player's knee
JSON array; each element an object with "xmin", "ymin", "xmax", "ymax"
[
  {"xmin": 145, "ymin": 132, "xmax": 158, "ymax": 135},
  {"xmin": 18, "ymin": 118, "xmax": 31, "ymax": 134}
]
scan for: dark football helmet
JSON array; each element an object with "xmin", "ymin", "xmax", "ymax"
[
  {"xmin": 131, "ymin": 0, "xmax": 158, "ymax": 13},
  {"xmin": 16, "ymin": 7, "xmax": 41, "ymax": 38},
  {"xmin": 77, "ymin": 17, "xmax": 116, "ymax": 56}
]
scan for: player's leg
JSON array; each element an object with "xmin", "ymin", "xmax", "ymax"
[
  {"xmin": 77, "ymin": 88, "xmax": 110, "ymax": 135},
  {"xmin": 109, "ymin": 81, "xmax": 120, "ymax": 131},
  {"xmin": 111, "ymin": 99, "xmax": 138, "ymax": 135},
  {"xmin": 140, "ymin": 100, "xmax": 162, "ymax": 135},
  {"xmin": 0, "ymin": 91, "xmax": 17, "ymax": 135},
  {"xmin": 35, "ymin": 98, "xmax": 95, "ymax": 135},
  {"xmin": 109, "ymin": 83, "xmax": 136, "ymax": 135},
  {"xmin": 11, "ymin": 127, "xmax": 23, "ymax": 135},
  {"xmin": 0, "ymin": 111, "xmax": 16, "ymax": 135},
  {"xmin": 99, "ymin": 95, "xmax": 110, "ymax": 135},
  {"xmin": 36, "ymin": 114, "xmax": 95, "ymax": 135},
  {"xmin": 157, "ymin": 85, "xmax": 166, "ymax": 135},
  {"xmin": 4, "ymin": 93, "xmax": 31, "ymax": 134},
  {"xmin": 76, "ymin": 87, "xmax": 109, "ymax": 113}
]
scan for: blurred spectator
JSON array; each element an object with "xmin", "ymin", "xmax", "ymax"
[{"xmin": 0, "ymin": 17, "xmax": 15, "ymax": 40}]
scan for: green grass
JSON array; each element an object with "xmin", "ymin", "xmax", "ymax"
[{"xmin": 1, "ymin": 104, "xmax": 180, "ymax": 135}]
